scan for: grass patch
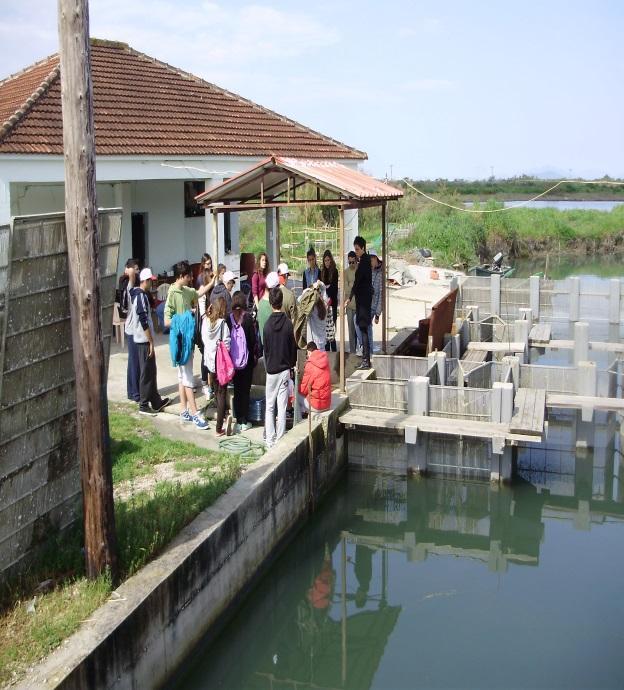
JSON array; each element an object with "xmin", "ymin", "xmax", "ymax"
[{"xmin": 0, "ymin": 405, "xmax": 241, "ymax": 686}]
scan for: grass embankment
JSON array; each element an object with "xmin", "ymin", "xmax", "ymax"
[{"xmin": 0, "ymin": 404, "xmax": 240, "ymax": 687}]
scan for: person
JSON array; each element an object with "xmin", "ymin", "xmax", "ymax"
[
  {"xmin": 125, "ymin": 268, "xmax": 170, "ymax": 415},
  {"xmin": 369, "ymin": 249, "xmax": 383, "ymax": 354},
  {"xmin": 258, "ymin": 271, "xmax": 278, "ymax": 345},
  {"xmin": 298, "ymin": 342, "xmax": 331, "ymax": 417},
  {"xmin": 320, "ymin": 250, "xmax": 338, "ymax": 352},
  {"xmin": 263, "ymin": 286, "xmax": 297, "ymax": 448},
  {"xmin": 277, "ymin": 262, "xmax": 298, "ymax": 324},
  {"xmin": 344, "ymin": 251, "xmax": 358, "ymax": 354},
  {"xmin": 229, "ymin": 291, "xmax": 257, "ymax": 432},
  {"xmin": 210, "ymin": 269, "xmax": 235, "ymax": 315},
  {"xmin": 201, "ymin": 295, "xmax": 232, "ymax": 437},
  {"xmin": 343, "ymin": 236, "xmax": 372, "ymax": 369},
  {"xmin": 196, "ymin": 253, "xmax": 216, "ymax": 399},
  {"xmin": 119, "ymin": 258, "xmax": 140, "ymax": 402},
  {"xmin": 251, "ymin": 252, "xmax": 269, "ymax": 308},
  {"xmin": 164, "ymin": 260, "xmax": 211, "ymax": 430},
  {"xmin": 302, "ymin": 282, "xmax": 329, "ymax": 350},
  {"xmin": 302, "ymin": 246, "xmax": 319, "ymax": 289}
]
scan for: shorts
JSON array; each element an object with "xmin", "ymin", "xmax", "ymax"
[{"xmin": 177, "ymin": 354, "xmax": 195, "ymax": 389}]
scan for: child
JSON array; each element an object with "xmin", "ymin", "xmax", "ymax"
[
  {"xmin": 298, "ymin": 342, "xmax": 331, "ymax": 417},
  {"xmin": 230, "ymin": 291, "xmax": 257, "ymax": 432},
  {"xmin": 202, "ymin": 296, "xmax": 232, "ymax": 437},
  {"xmin": 164, "ymin": 260, "xmax": 211, "ymax": 430}
]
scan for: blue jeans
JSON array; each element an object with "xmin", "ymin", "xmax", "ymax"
[{"xmin": 126, "ymin": 334, "xmax": 140, "ymax": 402}]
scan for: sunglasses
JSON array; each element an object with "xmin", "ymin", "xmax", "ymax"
[{"xmin": 348, "ymin": 260, "xmax": 356, "ymax": 265}]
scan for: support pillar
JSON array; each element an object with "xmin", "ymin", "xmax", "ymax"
[
  {"xmin": 569, "ymin": 276, "xmax": 580, "ymax": 321},
  {"xmin": 490, "ymin": 273, "xmax": 501, "ymax": 317},
  {"xmin": 339, "ymin": 207, "xmax": 345, "ymax": 393},
  {"xmin": 265, "ymin": 208, "xmax": 278, "ymax": 269},
  {"xmin": 381, "ymin": 202, "xmax": 387, "ymax": 353},
  {"xmin": 514, "ymin": 319, "xmax": 529, "ymax": 363},
  {"xmin": 0, "ymin": 177, "xmax": 10, "ymax": 226},
  {"xmin": 519, "ymin": 307, "xmax": 533, "ymax": 329},
  {"xmin": 609, "ymin": 279, "xmax": 620, "ymax": 324},
  {"xmin": 573, "ymin": 322, "xmax": 589, "ymax": 364},
  {"xmin": 529, "ymin": 275, "xmax": 540, "ymax": 318},
  {"xmin": 436, "ymin": 351, "xmax": 446, "ymax": 385},
  {"xmin": 113, "ymin": 182, "xmax": 132, "ymax": 274},
  {"xmin": 408, "ymin": 376, "xmax": 429, "ymax": 416}
]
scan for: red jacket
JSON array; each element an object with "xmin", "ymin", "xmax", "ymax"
[{"xmin": 299, "ymin": 350, "xmax": 331, "ymax": 411}]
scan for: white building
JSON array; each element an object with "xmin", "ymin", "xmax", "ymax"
[{"xmin": 0, "ymin": 39, "xmax": 365, "ymax": 273}]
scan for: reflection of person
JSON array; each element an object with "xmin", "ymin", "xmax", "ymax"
[
  {"xmin": 354, "ymin": 544, "xmax": 373, "ymax": 608},
  {"xmin": 307, "ymin": 544, "xmax": 335, "ymax": 610}
]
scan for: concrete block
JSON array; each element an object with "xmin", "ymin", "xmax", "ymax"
[
  {"xmin": 519, "ymin": 307, "xmax": 533, "ymax": 329},
  {"xmin": 491, "ymin": 384, "xmax": 502, "ymax": 423},
  {"xmin": 530, "ymin": 275, "xmax": 540, "ymax": 318},
  {"xmin": 609, "ymin": 279, "xmax": 621, "ymax": 324},
  {"xmin": 573, "ymin": 322, "xmax": 589, "ymax": 364},
  {"xmin": 490, "ymin": 273, "xmax": 501, "ymax": 316},
  {"xmin": 569, "ymin": 276, "xmax": 580, "ymax": 321},
  {"xmin": 495, "ymin": 381, "xmax": 514, "ymax": 423},
  {"xmin": 408, "ymin": 376, "xmax": 429, "ymax": 416}
]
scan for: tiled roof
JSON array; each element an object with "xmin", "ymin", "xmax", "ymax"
[{"xmin": 0, "ymin": 40, "xmax": 366, "ymax": 159}]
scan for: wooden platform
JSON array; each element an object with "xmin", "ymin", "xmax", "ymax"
[
  {"xmin": 510, "ymin": 388, "xmax": 546, "ymax": 436},
  {"xmin": 546, "ymin": 393, "xmax": 624, "ymax": 412},
  {"xmin": 529, "ymin": 323, "xmax": 551, "ymax": 345},
  {"xmin": 467, "ymin": 341, "xmax": 525, "ymax": 353},
  {"xmin": 339, "ymin": 408, "xmax": 539, "ymax": 444}
]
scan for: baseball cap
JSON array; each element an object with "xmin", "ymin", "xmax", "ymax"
[
  {"xmin": 266, "ymin": 271, "xmax": 279, "ymax": 288},
  {"xmin": 369, "ymin": 249, "xmax": 382, "ymax": 261},
  {"xmin": 277, "ymin": 262, "xmax": 289, "ymax": 276},
  {"xmin": 139, "ymin": 267, "xmax": 156, "ymax": 281},
  {"xmin": 223, "ymin": 270, "xmax": 236, "ymax": 284}
]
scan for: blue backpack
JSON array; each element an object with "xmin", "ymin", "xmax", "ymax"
[{"xmin": 229, "ymin": 314, "xmax": 249, "ymax": 370}]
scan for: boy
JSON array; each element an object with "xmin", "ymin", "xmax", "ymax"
[
  {"xmin": 126, "ymin": 268, "xmax": 170, "ymax": 415},
  {"xmin": 263, "ymin": 286, "xmax": 297, "ymax": 448},
  {"xmin": 164, "ymin": 260, "xmax": 211, "ymax": 430}
]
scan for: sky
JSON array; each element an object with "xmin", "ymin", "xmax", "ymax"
[{"xmin": 1, "ymin": 0, "xmax": 623, "ymax": 180}]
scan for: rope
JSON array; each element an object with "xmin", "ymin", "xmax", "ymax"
[
  {"xmin": 402, "ymin": 178, "xmax": 624, "ymax": 214},
  {"xmin": 218, "ymin": 435, "xmax": 265, "ymax": 461}
]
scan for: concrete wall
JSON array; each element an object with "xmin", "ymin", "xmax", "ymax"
[
  {"xmin": 0, "ymin": 211, "xmax": 121, "ymax": 581},
  {"xmin": 16, "ymin": 397, "xmax": 349, "ymax": 690}
]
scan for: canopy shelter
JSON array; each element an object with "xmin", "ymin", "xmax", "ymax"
[{"xmin": 196, "ymin": 156, "xmax": 403, "ymax": 392}]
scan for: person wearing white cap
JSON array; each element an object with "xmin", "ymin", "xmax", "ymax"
[
  {"xmin": 210, "ymin": 270, "xmax": 236, "ymax": 315},
  {"xmin": 277, "ymin": 262, "xmax": 298, "ymax": 324},
  {"xmin": 126, "ymin": 268, "xmax": 170, "ymax": 415}
]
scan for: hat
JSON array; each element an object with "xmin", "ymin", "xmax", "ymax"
[
  {"xmin": 277, "ymin": 262, "xmax": 289, "ymax": 276},
  {"xmin": 266, "ymin": 271, "xmax": 279, "ymax": 289},
  {"xmin": 223, "ymin": 270, "xmax": 236, "ymax": 284},
  {"xmin": 369, "ymin": 249, "xmax": 382, "ymax": 261},
  {"xmin": 139, "ymin": 267, "xmax": 156, "ymax": 281}
]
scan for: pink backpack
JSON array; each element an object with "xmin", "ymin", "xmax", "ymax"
[{"xmin": 216, "ymin": 321, "xmax": 235, "ymax": 386}]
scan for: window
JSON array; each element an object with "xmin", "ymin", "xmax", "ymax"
[{"xmin": 184, "ymin": 181, "xmax": 205, "ymax": 217}]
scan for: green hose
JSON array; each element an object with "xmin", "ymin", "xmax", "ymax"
[{"xmin": 218, "ymin": 435, "xmax": 265, "ymax": 461}]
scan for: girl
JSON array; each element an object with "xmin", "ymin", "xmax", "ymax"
[
  {"xmin": 320, "ymin": 249, "xmax": 338, "ymax": 352},
  {"xmin": 201, "ymin": 296, "xmax": 232, "ymax": 437},
  {"xmin": 251, "ymin": 252, "xmax": 269, "ymax": 308},
  {"xmin": 195, "ymin": 253, "xmax": 215, "ymax": 290},
  {"xmin": 302, "ymin": 247, "xmax": 319, "ymax": 290},
  {"xmin": 229, "ymin": 291, "xmax": 257, "ymax": 432},
  {"xmin": 197, "ymin": 253, "xmax": 216, "ymax": 398}
]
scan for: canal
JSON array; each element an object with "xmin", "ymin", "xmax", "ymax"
[{"xmin": 171, "ymin": 411, "xmax": 624, "ymax": 689}]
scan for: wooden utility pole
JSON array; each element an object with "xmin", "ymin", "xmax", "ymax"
[{"xmin": 58, "ymin": 0, "xmax": 117, "ymax": 578}]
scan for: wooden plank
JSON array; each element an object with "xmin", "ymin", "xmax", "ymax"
[
  {"xmin": 544, "ymin": 340, "xmax": 624, "ymax": 353},
  {"xmin": 529, "ymin": 323, "xmax": 551, "ymax": 344},
  {"xmin": 467, "ymin": 341, "xmax": 525, "ymax": 352},
  {"xmin": 510, "ymin": 388, "xmax": 545, "ymax": 435},
  {"xmin": 461, "ymin": 349, "xmax": 489, "ymax": 363},
  {"xmin": 547, "ymin": 394, "xmax": 624, "ymax": 411}
]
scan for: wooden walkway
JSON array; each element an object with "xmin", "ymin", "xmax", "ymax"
[
  {"xmin": 546, "ymin": 394, "xmax": 624, "ymax": 412},
  {"xmin": 510, "ymin": 388, "xmax": 546, "ymax": 436}
]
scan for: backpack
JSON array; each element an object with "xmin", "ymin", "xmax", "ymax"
[
  {"xmin": 253, "ymin": 312, "xmax": 264, "ymax": 364},
  {"xmin": 116, "ymin": 277, "xmax": 130, "ymax": 319},
  {"xmin": 229, "ymin": 314, "xmax": 249, "ymax": 370},
  {"xmin": 216, "ymin": 321, "xmax": 235, "ymax": 386}
]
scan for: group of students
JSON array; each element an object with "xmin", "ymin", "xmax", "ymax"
[{"xmin": 118, "ymin": 234, "xmax": 376, "ymax": 447}]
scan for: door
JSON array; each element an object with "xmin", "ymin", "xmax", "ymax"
[{"xmin": 131, "ymin": 212, "xmax": 147, "ymax": 267}]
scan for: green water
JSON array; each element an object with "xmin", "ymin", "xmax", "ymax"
[
  {"xmin": 172, "ymin": 413, "xmax": 624, "ymax": 690},
  {"xmin": 513, "ymin": 253, "xmax": 624, "ymax": 280}
]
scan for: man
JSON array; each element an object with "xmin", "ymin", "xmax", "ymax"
[
  {"xmin": 263, "ymin": 286, "xmax": 297, "ymax": 448},
  {"xmin": 344, "ymin": 250, "xmax": 358, "ymax": 354},
  {"xmin": 126, "ymin": 268, "xmax": 170, "ymax": 415},
  {"xmin": 343, "ymin": 236, "xmax": 372, "ymax": 369},
  {"xmin": 164, "ymin": 260, "xmax": 211, "ymax": 430},
  {"xmin": 366, "ymin": 249, "xmax": 383, "ymax": 354},
  {"xmin": 277, "ymin": 262, "xmax": 298, "ymax": 324},
  {"xmin": 210, "ymin": 269, "xmax": 235, "ymax": 314}
]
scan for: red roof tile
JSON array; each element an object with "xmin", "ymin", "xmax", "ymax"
[{"xmin": 0, "ymin": 40, "xmax": 366, "ymax": 159}]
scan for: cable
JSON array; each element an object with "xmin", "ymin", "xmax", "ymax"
[
  {"xmin": 402, "ymin": 178, "xmax": 624, "ymax": 214},
  {"xmin": 218, "ymin": 435, "xmax": 265, "ymax": 461}
]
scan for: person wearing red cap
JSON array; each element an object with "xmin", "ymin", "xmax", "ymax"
[{"xmin": 126, "ymin": 268, "xmax": 170, "ymax": 415}]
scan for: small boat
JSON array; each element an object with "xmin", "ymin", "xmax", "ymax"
[{"xmin": 469, "ymin": 251, "xmax": 515, "ymax": 278}]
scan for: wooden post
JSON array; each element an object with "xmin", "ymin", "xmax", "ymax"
[
  {"xmin": 275, "ymin": 206, "xmax": 281, "ymax": 266},
  {"xmin": 339, "ymin": 207, "xmax": 346, "ymax": 393},
  {"xmin": 381, "ymin": 202, "xmax": 388, "ymax": 353},
  {"xmin": 211, "ymin": 209, "xmax": 219, "ymax": 266},
  {"xmin": 58, "ymin": 0, "xmax": 117, "ymax": 578}
]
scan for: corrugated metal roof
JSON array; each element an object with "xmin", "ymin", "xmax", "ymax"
[{"xmin": 196, "ymin": 156, "xmax": 403, "ymax": 205}]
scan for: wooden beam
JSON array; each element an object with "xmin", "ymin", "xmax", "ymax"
[
  {"xmin": 58, "ymin": 0, "xmax": 117, "ymax": 579},
  {"xmin": 339, "ymin": 207, "xmax": 346, "ymax": 393},
  {"xmin": 211, "ymin": 209, "xmax": 219, "ymax": 265},
  {"xmin": 381, "ymin": 202, "xmax": 387, "ymax": 353},
  {"xmin": 208, "ymin": 200, "xmax": 353, "ymax": 212},
  {"xmin": 275, "ymin": 207, "xmax": 281, "ymax": 266}
]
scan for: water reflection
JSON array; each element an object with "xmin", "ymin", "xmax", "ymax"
[{"xmin": 173, "ymin": 415, "xmax": 624, "ymax": 690}]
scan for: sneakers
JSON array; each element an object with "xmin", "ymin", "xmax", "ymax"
[
  {"xmin": 155, "ymin": 397, "xmax": 171, "ymax": 412},
  {"xmin": 138, "ymin": 407, "xmax": 158, "ymax": 416},
  {"xmin": 202, "ymin": 384, "xmax": 213, "ymax": 399},
  {"xmin": 215, "ymin": 428, "xmax": 226, "ymax": 437},
  {"xmin": 357, "ymin": 360, "xmax": 372, "ymax": 370},
  {"xmin": 236, "ymin": 422, "xmax": 252, "ymax": 432},
  {"xmin": 193, "ymin": 414, "xmax": 209, "ymax": 430},
  {"xmin": 225, "ymin": 414, "xmax": 233, "ymax": 436},
  {"xmin": 180, "ymin": 409, "xmax": 193, "ymax": 423}
]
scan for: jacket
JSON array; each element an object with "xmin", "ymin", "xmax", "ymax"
[
  {"xmin": 344, "ymin": 267, "xmax": 357, "ymax": 311},
  {"xmin": 201, "ymin": 317, "xmax": 230, "ymax": 374},
  {"xmin": 302, "ymin": 265, "xmax": 319, "ymax": 290},
  {"xmin": 125, "ymin": 287, "xmax": 154, "ymax": 343},
  {"xmin": 263, "ymin": 311, "xmax": 297, "ymax": 375},
  {"xmin": 371, "ymin": 265, "xmax": 383, "ymax": 317},
  {"xmin": 210, "ymin": 282, "xmax": 232, "ymax": 314},
  {"xmin": 350, "ymin": 252, "xmax": 372, "ymax": 310},
  {"xmin": 169, "ymin": 310, "xmax": 195, "ymax": 366},
  {"xmin": 164, "ymin": 284, "xmax": 197, "ymax": 321},
  {"xmin": 280, "ymin": 284, "xmax": 298, "ymax": 323},
  {"xmin": 299, "ymin": 349, "xmax": 331, "ymax": 411},
  {"xmin": 294, "ymin": 284, "xmax": 321, "ymax": 349}
]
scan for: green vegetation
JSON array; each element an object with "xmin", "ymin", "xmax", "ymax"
[{"xmin": 0, "ymin": 405, "xmax": 240, "ymax": 686}]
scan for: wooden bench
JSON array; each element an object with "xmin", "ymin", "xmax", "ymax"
[
  {"xmin": 510, "ymin": 388, "xmax": 546, "ymax": 436},
  {"xmin": 394, "ymin": 287, "xmax": 458, "ymax": 357}
]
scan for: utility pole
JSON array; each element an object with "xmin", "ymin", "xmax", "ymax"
[{"xmin": 58, "ymin": 0, "xmax": 117, "ymax": 578}]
